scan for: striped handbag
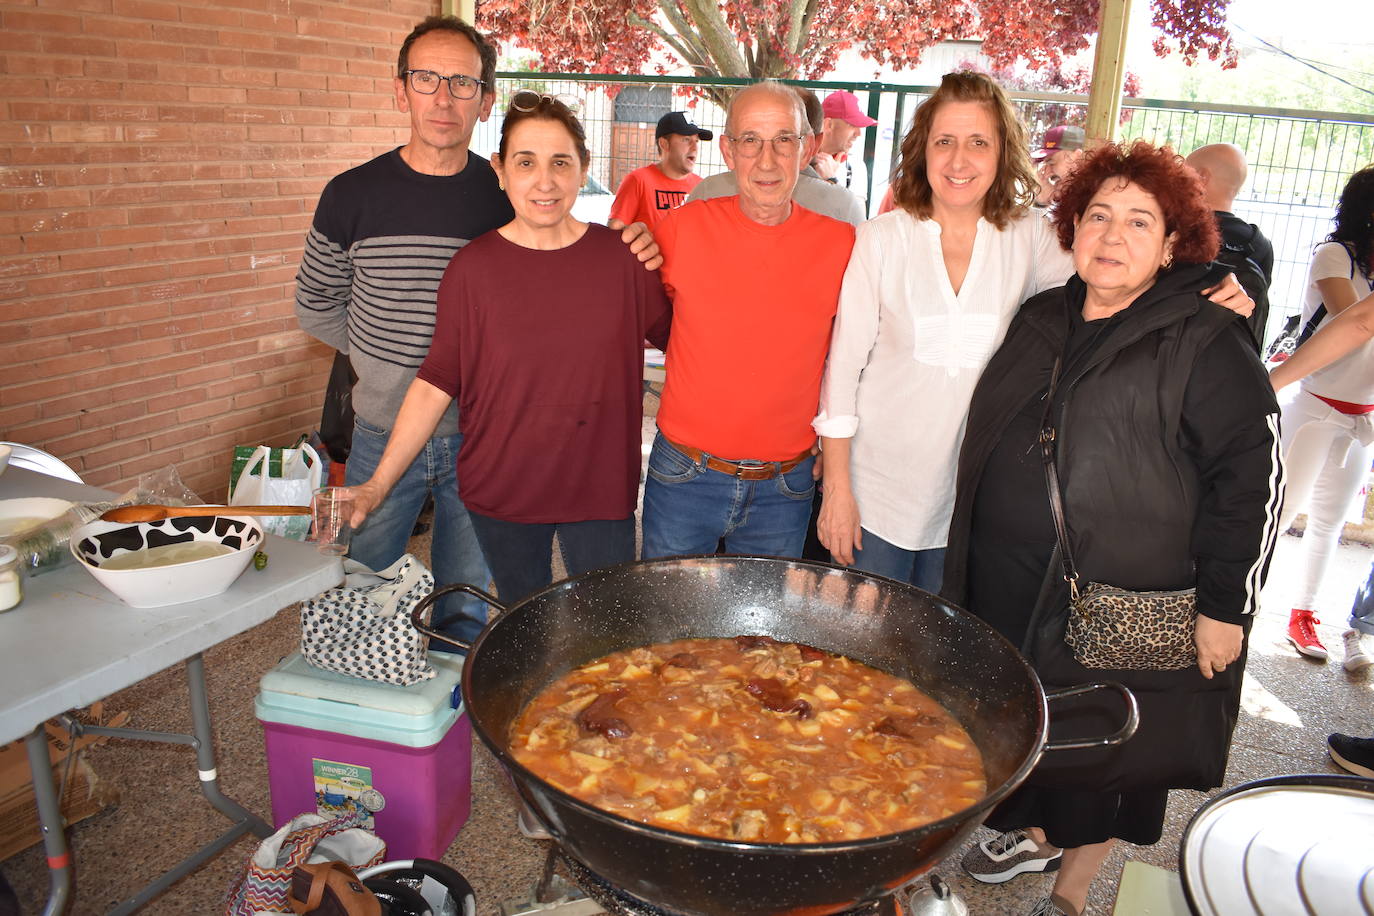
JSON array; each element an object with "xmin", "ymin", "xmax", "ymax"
[{"xmin": 225, "ymin": 811, "xmax": 386, "ymax": 915}]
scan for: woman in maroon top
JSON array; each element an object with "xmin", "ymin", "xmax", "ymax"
[{"xmin": 348, "ymin": 92, "xmax": 671, "ymax": 602}]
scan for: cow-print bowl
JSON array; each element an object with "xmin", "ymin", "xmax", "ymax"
[{"xmin": 70, "ymin": 514, "xmax": 264, "ymax": 608}]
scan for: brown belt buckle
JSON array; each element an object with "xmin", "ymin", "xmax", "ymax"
[{"xmin": 733, "ymin": 459, "xmax": 771, "ymax": 479}]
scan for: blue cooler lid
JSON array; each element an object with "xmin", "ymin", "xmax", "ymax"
[{"xmin": 255, "ymin": 652, "xmax": 465, "ymax": 747}]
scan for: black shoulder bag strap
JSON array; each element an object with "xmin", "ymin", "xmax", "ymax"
[{"xmin": 1039, "ymin": 355, "xmax": 1082, "ymax": 604}]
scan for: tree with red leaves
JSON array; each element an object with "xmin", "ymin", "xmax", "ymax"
[
  {"xmin": 479, "ymin": 0, "xmax": 1235, "ymax": 83},
  {"xmin": 964, "ymin": 59, "xmax": 1145, "ymax": 137}
]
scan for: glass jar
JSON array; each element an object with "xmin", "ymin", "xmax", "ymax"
[{"xmin": 0, "ymin": 544, "xmax": 21, "ymax": 612}]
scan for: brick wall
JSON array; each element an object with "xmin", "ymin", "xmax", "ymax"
[{"xmin": 0, "ymin": 0, "xmax": 437, "ymax": 500}]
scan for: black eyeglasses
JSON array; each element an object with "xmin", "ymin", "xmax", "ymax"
[{"xmin": 402, "ymin": 69, "xmax": 485, "ymax": 100}]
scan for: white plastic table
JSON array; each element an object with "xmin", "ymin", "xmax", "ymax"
[{"xmin": 0, "ymin": 467, "xmax": 342, "ymax": 914}]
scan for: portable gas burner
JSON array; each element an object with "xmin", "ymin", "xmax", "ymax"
[{"xmin": 500, "ymin": 846, "xmax": 917, "ymax": 916}]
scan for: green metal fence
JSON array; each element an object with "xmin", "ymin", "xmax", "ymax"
[{"xmin": 477, "ymin": 73, "xmax": 1374, "ymax": 344}]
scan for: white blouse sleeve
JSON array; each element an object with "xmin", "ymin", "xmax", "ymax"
[{"xmin": 814, "ymin": 219, "xmax": 888, "ymax": 438}]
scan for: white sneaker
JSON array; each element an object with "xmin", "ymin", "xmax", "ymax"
[
  {"xmin": 1343, "ymin": 629, "xmax": 1372, "ymax": 672},
  {"xmin": 961, "ymin": 829, "xmax": 1062, "ymax": 883}
]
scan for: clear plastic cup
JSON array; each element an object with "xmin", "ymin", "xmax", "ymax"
[{"xmin": 311, "ymin": 487, "xmax": 354, "ymax": 556}]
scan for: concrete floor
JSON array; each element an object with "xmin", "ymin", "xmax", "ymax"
[{"xmin": 3, "ymin": 419, "xmax": 1372, "ymax": 915}]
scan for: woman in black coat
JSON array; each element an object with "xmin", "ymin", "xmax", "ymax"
[{"xmin": 943, "ymin": 141, "xmax": 1283, "ymax": 916}]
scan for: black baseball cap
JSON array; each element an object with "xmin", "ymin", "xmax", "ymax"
[{"xmin": 656, "ymin": 111, "xmax": 713, "ymax": 141}]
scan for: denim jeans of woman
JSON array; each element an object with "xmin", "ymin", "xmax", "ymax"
[
  {"xmin": 345, "ymin": 417, "xmax": 491, "ymax": 647},
  {"xmin": 467, "ymin": 513, "xmax": 636, "ymax": 604},
  {"xmin": 849, "ymin": 528, "xmax": 946, "ymax": 594},
  {"xmin": 640, "ymin": 433, "xmax": 815, "ymax": 559}
]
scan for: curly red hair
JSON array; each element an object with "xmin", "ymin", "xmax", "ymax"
[{"xmin": 1052, "ymin": 140, "xmax": 1220, "ymax": 264}]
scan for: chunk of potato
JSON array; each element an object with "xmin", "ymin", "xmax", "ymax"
[
  {"xmin": 851, "ymin": 743, "xmax": 884, "ymax": 763},
  {"xmin": 571, "ymin": 751, "xmax": 614, "ymax": 772},
  {"xmin": 557, "ymin": 695, "xmax": 598, "ymax": 715},
  {"xmin": 657, "ymin": 804, "xmax": 693, "ymax": 825},
  {"xmin": 693, "ymin": 758, "xmax": 719, "ymax": 776}
]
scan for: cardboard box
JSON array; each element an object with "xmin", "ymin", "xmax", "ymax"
[{"xmin": 0, "ymin": 704, "xmax": 126, "ymax": 862}]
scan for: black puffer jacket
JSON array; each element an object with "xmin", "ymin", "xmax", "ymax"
[{"xmin": 943, "ymin": 263, "xmax": 1283, "ymax": 792}]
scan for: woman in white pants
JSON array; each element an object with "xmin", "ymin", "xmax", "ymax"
[
  {"xmin": 1273, "ymin": 287, "xmax": 1374, "ymax": 671},
  {"xmin": 1277, "ymin": 164, "xmax": 1374, "ymax": 661}
]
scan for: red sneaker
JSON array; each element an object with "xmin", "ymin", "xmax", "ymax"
[{"xmin": 1287, "ymin": 608, "xmax": 1329, "ymax": 660}]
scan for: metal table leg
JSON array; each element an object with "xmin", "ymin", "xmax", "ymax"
[
  {"xmin": 28, "ymin": 653, "xmax": 274, "ymax": 915},
  {"xmin": 185, "ymin": 653, "xmax": 273, "ymax": 836},
  {"xmin": 25, "ymin": 725, "xmax": 73, "ymax": 916},
  {"xmin": 102, "ymin": 653, "xmax": 272, "ymax": 915}
]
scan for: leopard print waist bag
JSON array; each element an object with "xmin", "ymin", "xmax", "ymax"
[{"xmin": 1040, "ymin": 357, "xmax": 1198, "ymax": 672}]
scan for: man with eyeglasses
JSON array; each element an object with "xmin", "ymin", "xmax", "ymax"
[
  {"xmin": 610, "ymin": 111, "xmax": 713, "ymax": 229},
  {"xmin": 686, "ymin": 87, "xmax": 866, "ymax": 227},
  {"xmin": 641, "ymin": 81, "xmax": 856, "ymax": 560},
  {"xmin": 295, "ymin": 16, "xmax": 658, "ymax": 643}
]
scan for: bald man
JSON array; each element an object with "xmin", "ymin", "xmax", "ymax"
[
  {"xmin": 641, "ymin": 81, "xmax": 856, "ymax": 559},
  {"xmin": 1187, "ymin": 143, "xmax": 1275, "ymax": 345},
  {"xmin": 686, "ymin": 86, "xmax": 866, "ymax": 226}
]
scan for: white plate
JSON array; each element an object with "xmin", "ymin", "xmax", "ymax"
[
  {"xmin": 0, "ymin": 497, "xmax": 74, "ymax": 539},
  {"xmin": 0, "ymin": 444, "xmax": 11, "ymax": 478}
]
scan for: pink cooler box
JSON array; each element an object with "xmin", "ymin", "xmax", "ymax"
[{"xmin": 256, "ymin": 652, "xmax": 471, "ymax": 860}]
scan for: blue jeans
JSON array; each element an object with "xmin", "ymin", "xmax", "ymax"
[
  {"xmin": 850, "ymin": 529, "xmax": 946, "ymax": 594},
  {"xmin": 641, "ymin": 433, "xmax": 815, "ymax": 559},
  {"xmin": 468, "ymin": 513, "xmax": 635, "ymax": 604},
  {"xmin": 345, "ymin": 417, "xmax": 491, "ymax": 647},
  {"xmin": 1350, "ymin": 558, "xmax": 1374, "ymax": 637}
]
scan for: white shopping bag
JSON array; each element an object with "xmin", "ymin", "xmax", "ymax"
[{"xmin": 229, "ymin": 442, "xmax": 322, "ymax": 539}]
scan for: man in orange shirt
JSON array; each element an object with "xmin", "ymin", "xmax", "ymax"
[
  {"xmin": 609, "ymin": 111, "xmax": 713, "ymax": 228},
  {"xmin": 642, "ymin": 81, "xmax": 856, "ymax": 558}
]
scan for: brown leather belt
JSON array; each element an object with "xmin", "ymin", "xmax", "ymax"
[{"xmin": 666, "ymin": 438, "xmax": 812, "ymax": 480}]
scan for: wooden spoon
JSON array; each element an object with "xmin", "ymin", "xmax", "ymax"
[{"xmin": 100, "ymin": 504, "xmax": 313, "ymax": 523}]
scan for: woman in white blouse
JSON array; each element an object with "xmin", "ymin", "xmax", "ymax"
[{"xmin": 814, "ymin": 72, "xmax": 1249, "ymax": 591}]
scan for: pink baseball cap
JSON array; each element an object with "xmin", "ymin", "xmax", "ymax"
[
  {"xmin": 821, "ymin": 91, "xmax": 877, "ymax": 128},
  {"xmin": 1033, "ymin": 125, "xmax": 1086, "ymax": 160}
]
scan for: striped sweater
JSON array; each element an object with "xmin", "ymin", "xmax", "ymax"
[{"xmin": 295, "ymin": 148, "xmax": 513, "ymax": 435}]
